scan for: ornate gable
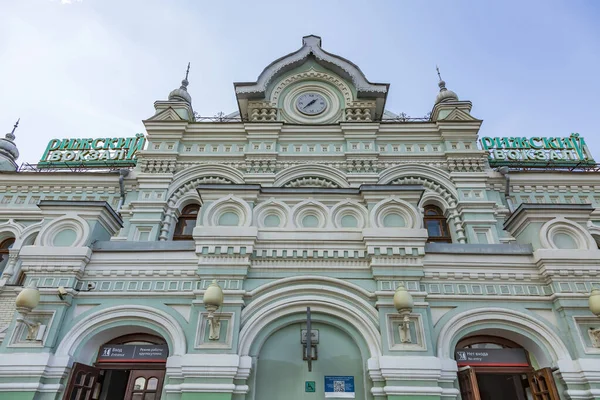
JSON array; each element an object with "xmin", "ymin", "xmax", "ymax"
[{"xmin": 234, "ymin": 35, "xmax": 389, "ymax": 123}]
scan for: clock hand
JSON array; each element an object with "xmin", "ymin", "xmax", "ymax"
[{"xmin": 303, "ymin": 99, "xmax": 317, "ymax": 109}]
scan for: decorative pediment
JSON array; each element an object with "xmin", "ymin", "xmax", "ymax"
[
  {"xmin": 234, "ymin": 35, "xmax": 389, "ymax": 121},
  {"xmin": 442, "ymin": 108, "xmax": 477, "ymax": 121},
  {"xmin": 235, "ymin": 35, "xmax": 388, "ymax": 97},
  {"xmin": 147, "ymin": 107, "xmax": 186, "ymax": 121}
]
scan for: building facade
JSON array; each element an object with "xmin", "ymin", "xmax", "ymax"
[{"xmin": 0, "ymin": 35, "xmax": 600, "ymax": 400}]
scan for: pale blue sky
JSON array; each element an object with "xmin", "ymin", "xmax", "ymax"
[{"xmin": 1, "ymin": 0, "xmax": 600, "ymax": 164}]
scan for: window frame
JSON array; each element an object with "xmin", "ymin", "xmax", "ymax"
[
  {"xmin": 423, "ymin": 205, "xmax": 451, "ymax": 243},
  {"xmin": 173, "ymin": 204, "xmax": 200, "ymax": 241},
  {"xmin": 0, "ymin": 237, "xmax": 15, "ymax": 273}
]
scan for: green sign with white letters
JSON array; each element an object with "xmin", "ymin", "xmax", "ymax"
[
  {"xmin": 480, "ymin": 133, "xmax": 594, "ymax": 167},
  {"xmin": 38, "ymin": 133, "xmax": 146, "ymax": 168}
]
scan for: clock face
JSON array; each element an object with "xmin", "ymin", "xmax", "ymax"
[{"xmin": 296, "ymin": 92, "xmax": 327, "ymax": 115}]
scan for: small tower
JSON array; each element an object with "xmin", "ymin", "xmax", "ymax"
[
  {"xmin": 0, "ymin": 119, "xmax": 20, "ymax": 172},
  {"xmin": 430, "ymin": 67, "xmax": 475, "ymax": 121},
  {"xmin": 151, "ymin": 63, "xmax": 195, "ymax": 122}
]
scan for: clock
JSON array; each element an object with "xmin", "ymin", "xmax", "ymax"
[{"xmin": 296, "ymin": 92, "xmax": 327, "ymax": 115}]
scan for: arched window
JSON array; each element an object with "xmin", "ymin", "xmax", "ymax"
[
  {"xmin": 173, "ymin": 204, "xmax": 200, "ymax": 240},
  {"xmin": 0, "ymin": 237, "xmax": 15, "ymax": 273},
  {"xmin": 423, "ymin": 205, "xmax": 451, "ymax": 243}
]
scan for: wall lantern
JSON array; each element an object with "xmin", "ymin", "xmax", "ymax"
[
  {"xmin": 393, "ymin": 284, "xmax": 414, "ymax": 343},
  {"xmin": 15, "ymin": 282, "xmax": 46, "ymax": 341},
  {"xmin": 203, "ymin": 280, "xmax": 224, "ymax": 340},
  {"xmin": 590, "ymin": 289, "xmax": 600, "ymax": 317}
]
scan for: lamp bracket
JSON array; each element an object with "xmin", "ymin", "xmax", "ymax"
[{"xmin": 16, "ymin": 316, "xmax": 45, "ymax": 341}]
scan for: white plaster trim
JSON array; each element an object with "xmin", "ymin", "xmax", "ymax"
[
  {"xmin": 203, "ymin": 194, "xmax": 252, "ymax": 227},
  {"xmin": 239, "ymin": 298, "xmax": 381, "ymax": 358},
  {"xmin": 0, "ymin": 383, "xmax": 62, "ymax": 392},
  {"xmin": 164, "ymin": 383, "xmax": 236, "ymax": 393},
  {"xmin": 242, "ymin": 284, "xmax": 378, "ymax": 326},
  {"xmin": 291, "ymin": 199, "xmax": 329, "ymax": 228},
  {"xmin": 378, "ymin": 164, "xmax": 456, "ymax": 197},
  {"xmin": 383, "ymin": 386, "xmax": 446, "ymax": 396},
  {"xmin": 370, "ymin": 196, "xmax": 420, "ymax": 229},
  {"xmin": 168, "ymin": 164, "xmax": 245, "ymax": 200},
  {"xmin": 274, "ymin": 164, "xmax": 349, "ymax": 188},
  {"xmin": 572, "ymin": 316, "xmax": 600, "ymax": 355},
  {"xmin": 331, "ymin": 199, "xmax": 368, "ymax": 229},
  {"xmin": 246, "ymin": 275, "xmax": 375, "ymax": 300},
  {"xmin": 0, "ymin": 219, "xmax": 24, "ymax": 243},
  {"xmin": 37, "ymin": 214, "xmax": 89, "ymax": 247},
  {"xmin": 539, "ymin": 217, "xmax": 596, "ymax": 250},
  {"xmin": 253, "ymin": 198, "xmax": 290, "ymax": 228},
  {"xmin": 55, "ymin": 305, "xmax": 186, "ymax": 358},
  {"xmin": 437, "ymin": 307, "xmax": 572, "ymax": 368},
  {"xmin": 235, "ymin": 36, "xmax": 387, "ymax": 95}
]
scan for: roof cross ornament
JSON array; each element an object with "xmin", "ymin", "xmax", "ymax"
[
  {"xmin": 436, "ymin": 65, "xmax": 447, "ymax": 91},
  {"xmin": 180, "ymin": 62, "xmax": 190, "ymax": 89},
  {"xmin": 6, "ymin": 118, "xmax": 19, "ymax": 141}
]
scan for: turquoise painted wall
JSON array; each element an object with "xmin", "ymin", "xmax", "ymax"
[{"xmin": 254, "ymin": 322, "xmax": 368, "ymax": 400}]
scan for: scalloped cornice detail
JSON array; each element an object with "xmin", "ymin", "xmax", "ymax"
[
  {"xmin": 283, "ymin": 177, "xmax": 340, "ymax": 189},
  {"xmin": 270, "ymin": 68, "xmax": 353, "ymax": 104}
]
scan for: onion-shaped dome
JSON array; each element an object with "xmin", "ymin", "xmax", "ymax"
[
  {"xmin": 169, "ymin": 78, "xmax": 192, "ymax": 104},
  {"xmin": 169, "ymin": 63, "xmax": 192, "ymax": 104},
  {"xmin": 435, "ymin": 79, "xmax": 458, "ymax": 104},
  {"xmin": 0, "ymin": 120, "xmax": 19, "ymax": 161}
]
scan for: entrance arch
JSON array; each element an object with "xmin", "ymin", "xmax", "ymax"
[
  {"xmin": 437, "ymin": 307, "xmax": 572, "ymax": 367},
  {"xmin": 438, "ymin": 308, "xmax": 572, "ymax": 400},
  {"xmin": 239, "ymin": 277, "xmax": 381, "ymax": 400},
  {"xmin": 56, "ymin": 304, "xmax": 186, "ymax": 365},
  {"xmin": 57, "ymin": 306, "xmax": 184, "ymax": 400},
  {"xmin": 250, "ymin": 313, "xmax": 373, "ymax": 400}
]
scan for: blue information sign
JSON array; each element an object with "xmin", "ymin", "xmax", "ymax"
[{"xmin": 324, "ymin": 376, "xmax": 355, "ymax": 398}]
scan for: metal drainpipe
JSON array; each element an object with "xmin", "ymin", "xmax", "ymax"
[
  {"xmin": 116, "ymin": 169, "xmax": 130, "ymax": 213},
  {"xmin": 497, "ymin": 166, "xmax": 514, "ymax": 213}
]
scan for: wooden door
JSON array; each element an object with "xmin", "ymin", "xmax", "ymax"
[
  {"xmin": 527, "ymin": 367, "xmax": 560, "ymax": 400},
  {"xmin": 124, "ymin": 369, "xmax": 165, "ymax": 400},
  {"xmin": 63, "ymin": 363, "xmax": 102, "ymax": 400},
  {"xmin": 458, "ymin": 367, "xmax": 481, "ymax": 400}
]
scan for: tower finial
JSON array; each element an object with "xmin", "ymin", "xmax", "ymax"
[
  {"xmin": 434, "ymin": 66, "xmax": 458, "ymax": 104},
  {"xmin": 6, "ymin": 118, "xmax": 19, "ymax": 141},
  {"xmin": 180, "ymin": 62, "xmax": 190, "ymax": 89},
  {"xmin": 436, "ymin": 65, "xmax": 442, "ymax": 82}
]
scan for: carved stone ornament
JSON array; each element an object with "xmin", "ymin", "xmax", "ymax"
[{"xmin": 589, "ymin": 327, "xmax": 600, "ymax": 348}]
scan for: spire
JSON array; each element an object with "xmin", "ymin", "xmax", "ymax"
[
  {"xmin": 168, "ymin": 62, "xmax": 192, "ymax": 104},
  {"xmin": 434, "ymin": 65, "xmax": 458, "ymax": 104},
  {"xmin": 6, "ymin": 118, "xmax": 19, "ymax": 141},
  {"xmin": 182, "ymin": 62, "xmax": 190, "ymax": 89}
]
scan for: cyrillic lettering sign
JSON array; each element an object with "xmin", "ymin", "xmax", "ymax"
[
  {"xmin": 455, "ymin": 348, "xmax": 529, "ymax": 367},
  {"xmin": 38, "ymin": 133, "xmax": 146, "ymax": 167},
  {"xmin": 480, "ymin": 133, "xmax": 594, "ymax": 166},
  {"xmin": 97, "ymin": 344, "xmax": 168, "ymax": 363}
]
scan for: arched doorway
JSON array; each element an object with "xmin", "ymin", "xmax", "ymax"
[
  {"xmin": 63, "ymin": 333, "xmax": 168, "ymax": 400},
  {"xmin": 254, "ymin": 322, "xmax": 369, "ymax": 400},
  {"xmin": 455, "ymin": 335, "xmax": 560, "ymax": 400}
]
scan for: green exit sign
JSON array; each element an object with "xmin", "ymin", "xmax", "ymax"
[{"xmin": 305, "ymin": 381, "xmax": 315, "ymax": 392}]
